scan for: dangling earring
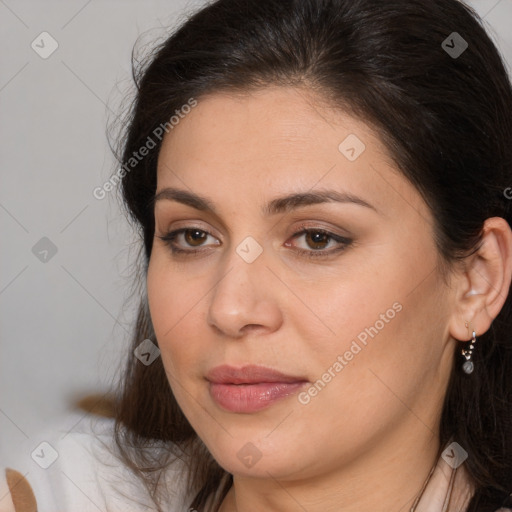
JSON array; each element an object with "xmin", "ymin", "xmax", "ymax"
[{"xmin": 461, "ymin": 324, "xmax": 476, "ymax": 374}]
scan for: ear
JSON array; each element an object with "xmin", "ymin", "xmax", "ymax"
[{"xmin": 449, "ymin": 217, "xmax": 512, "ymax": 342}]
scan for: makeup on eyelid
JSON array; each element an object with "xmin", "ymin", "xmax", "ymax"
[{"xmin": 155, "ymin": 225, "xmax": 353, "ymax": 259}]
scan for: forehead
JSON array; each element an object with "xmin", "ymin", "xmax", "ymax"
[
  {"xmin": 155, "ymin": 86, "xmax": 427, "ymax": 222},
  {"xmin": 159, "ymin": 86, "xmax": 383, "ymax": 161}
]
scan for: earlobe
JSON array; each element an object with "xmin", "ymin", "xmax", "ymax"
[{"xmin": 448, "ymin": 217, "xmax": 512, "ymax": 342}]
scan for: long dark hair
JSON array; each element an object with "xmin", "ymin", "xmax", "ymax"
[{"xmin": 106, "ymin": 0, "xmax": 512, "ymax": 510}]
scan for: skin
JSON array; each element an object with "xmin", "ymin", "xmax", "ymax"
[{"xmin": 146, "ymin": 85, "xmax": 512, "ymax": 512}]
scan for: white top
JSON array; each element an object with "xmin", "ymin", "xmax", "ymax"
[
  {"xmin": 1, "ymin": 412, "xmax": 511, "ymax": 512},
  {"xmin": 0, "ymin": 412, "xmax": 196, "ymax": 512}
]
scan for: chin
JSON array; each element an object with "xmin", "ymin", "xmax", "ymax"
[{"xmin": 198, "ymin": 430, "xmax": 316, "ymax": 480}]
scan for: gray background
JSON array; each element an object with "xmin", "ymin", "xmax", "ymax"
[{"xmin": 1, "ymin": 0, "xmax": 511, "ymax": 466}]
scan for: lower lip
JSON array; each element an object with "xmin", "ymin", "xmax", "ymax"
[{"xmin": 209, "ymin": 381, "xmax": 307, "ymax": 413}]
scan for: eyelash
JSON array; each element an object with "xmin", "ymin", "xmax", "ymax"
[{"xmin": 156, "ymin": 224, "xmax": 352, "ymax": 260}]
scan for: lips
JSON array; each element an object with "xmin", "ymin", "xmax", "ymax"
[
  {"xmin": 206, "ymin": 364, "xmax": 307, "ymax": 384},
  {"xmin": 206, "ymin": 365, "xmax": 308, "ymax": 413}
]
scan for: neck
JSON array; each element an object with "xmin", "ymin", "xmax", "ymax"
[{"xmin": 219, "ymin": 421, "xmax": 441, "ymax": 512}]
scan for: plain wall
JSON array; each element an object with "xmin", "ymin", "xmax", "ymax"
[{"xmin": 1, "ymin": 0, "xmax": 511, "ymax": 466}]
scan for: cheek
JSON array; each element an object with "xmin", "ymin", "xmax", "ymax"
[
  {"xmin": 290, "ymin": 249, "xmax": 444, "ymax": 402},
  {"xmin": 281, "ymin": 261, "xmax": 403, "ymax": 362},
  {"xmin": 146, "ymin": 257, "xmax": 197, "ymax": 363},
  {"xmin": 146, "ymin": 254, "xmax": 218, "ymax": 393},
  {"xmin": 147, "ymin": 252, "xmax": 200, "ymax": 328},
  {"xmin": 313, "ymin": 277, "xmax": 446, "ymax": 421}
]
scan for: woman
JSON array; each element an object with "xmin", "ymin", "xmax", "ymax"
[{"xmin": 2, "ymin": 0, "xmax": 512, "ymax": 511}]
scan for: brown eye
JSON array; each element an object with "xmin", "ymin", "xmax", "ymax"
[
  {"xmin": 156, "ymin": 227, "xmax": 220, "ymax": 255},
  {"xmin": 304, "ymin": 231, "xmax": 331, "ymax": 250},
  {"xmin": 184, "ymin": 229, "xmax": 208, "ymax": 247},
  {"xmin": 286, "ymin": 227, "xmax": 353, "ymax": 259}
]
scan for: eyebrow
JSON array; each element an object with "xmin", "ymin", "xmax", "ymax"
[{"xmin": 152, "ymin": 187, "xmax": 378, "ymax": 216}]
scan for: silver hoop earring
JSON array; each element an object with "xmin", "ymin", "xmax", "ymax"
[{"xmin": 461, "ymin": 330, "xmax": 476, "ymax": 374}]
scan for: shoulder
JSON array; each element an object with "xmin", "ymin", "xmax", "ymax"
[{"xmin": 0, "ymin": 411, "xmax": 194, "ymax": 512}]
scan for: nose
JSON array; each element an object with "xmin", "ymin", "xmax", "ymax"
[{"xmin": 206, "ymin": 240, "xmax": 283, "ymax": 339}]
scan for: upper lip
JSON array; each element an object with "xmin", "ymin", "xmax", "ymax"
[{"xmin": 206, "ymin": 365, "xmax": 308, "ymax": 384}]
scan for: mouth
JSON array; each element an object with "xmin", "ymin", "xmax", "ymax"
[{"xmin": 206, "ymin": 365, "xmax": 309, "ymax": 413}]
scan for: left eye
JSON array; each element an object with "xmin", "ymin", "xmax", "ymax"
[
  {"xmin": 285, "ymin": 228, "xmax": 352, "ymax": 257},
  {"xmin": 156, "ymin": 227, "xmax": 351, "ymax": 258},
  {"xmin": 290, "ymin": 229, "xmax": 341, "ymax": 251}
]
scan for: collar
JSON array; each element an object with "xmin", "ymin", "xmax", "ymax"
[{"xmin": 413, "ymin": 450, "xmax": 474, "ymax": 512}]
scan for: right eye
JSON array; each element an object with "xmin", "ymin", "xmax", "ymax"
[{"xmin": 156, "ymin": 228, "xmax": 221, "ymax": 255}]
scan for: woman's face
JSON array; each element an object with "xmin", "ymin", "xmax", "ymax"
[{"xmin": 147, "ymin": 86, "xmax": 458, "ymax": 480}]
